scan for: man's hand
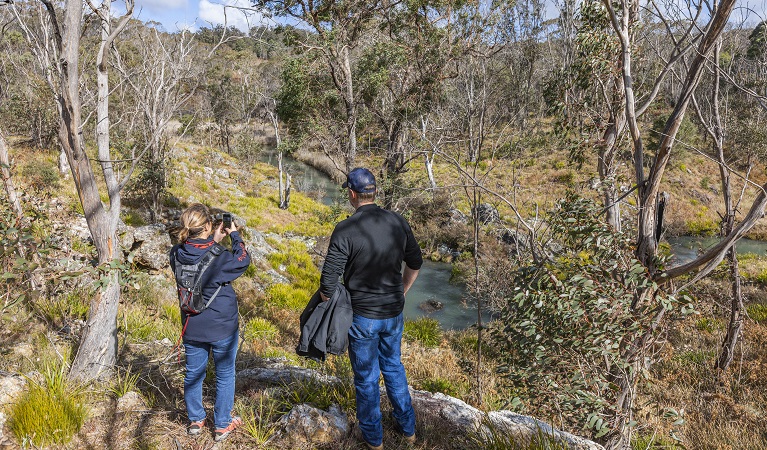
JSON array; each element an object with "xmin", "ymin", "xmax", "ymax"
[
  {"xmin": 403, "ymin": 267, "xmax": 419, "ymax": 296},
  {"xmin": 320, "ymin": 292, "xmax": 330, "ymax": 302}
]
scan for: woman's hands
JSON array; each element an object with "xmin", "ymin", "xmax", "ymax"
[{"xmin": 213, "ymin": 221, "xmax": 237, "ymax": 243}]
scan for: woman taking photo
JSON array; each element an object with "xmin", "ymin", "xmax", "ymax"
[{"xmin": 169, "ymin": 203, "xmax": 250, "ymax": 442}]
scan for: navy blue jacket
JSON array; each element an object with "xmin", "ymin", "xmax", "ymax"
[
  {"xmin": 296, "ymin": 284, "xmax": 353, "ymax": 361},
  {"xmin": 169, "ymin": 231, "xmax": 250, "ymax": 342}
]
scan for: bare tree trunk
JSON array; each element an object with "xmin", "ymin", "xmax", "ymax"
[{"xmin": 0, "ymin": 130, "xmax": 24, "ymax": 225}]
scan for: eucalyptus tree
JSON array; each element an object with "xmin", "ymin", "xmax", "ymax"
[
  {"xmin": 255, "ymin": 0, "xmax": 385, "ymax": 172},
  {"xmin": 356, "ymin": 0, "xmax": 490, "ymax": 206},
  {"xmin": 8, "ymin": 0, "xmax": 137, "ymax": 382},
  {"xmin": 113, "ymin": 23, "xmax": 231, "ymax": 221}
]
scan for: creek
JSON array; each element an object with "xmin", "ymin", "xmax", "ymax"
[
  {"xmin": 259, "ymin": 148, "xmax": 481, "ymax": 329},
  {"xmin": 258, "ymin": 149, "xmax": 767, "ymax": 328}
]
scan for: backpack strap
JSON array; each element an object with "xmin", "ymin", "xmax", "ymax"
[{"xmin": 190, "ymin": 242, "xmax": 227, "ymax": 305}]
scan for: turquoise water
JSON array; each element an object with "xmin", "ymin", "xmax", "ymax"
[{"xmin": 667, "ymin": 236, "xmax": 767, "ymax": 266}]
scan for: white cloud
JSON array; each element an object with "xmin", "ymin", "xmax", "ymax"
[
  {"xmin": 137, "ymin": 0, "xmax": 189, "ymax": 12},
  {"xmin": 198, "ymin": 0, "xmax": 268, "ymax": 31}
]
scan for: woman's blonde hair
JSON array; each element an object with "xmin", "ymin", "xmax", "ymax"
[{"xmin": 177, "ymin": 203, "xmax": 212, "ymax": 242}]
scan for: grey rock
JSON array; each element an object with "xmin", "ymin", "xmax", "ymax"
[
  {"xmin": 474, "ymin": 203, "xmax": 500, "ymax": 224},
  {"xmin": 278, "ymin": 404, "xmax": 349, "ymax": 445},
  {"xmin": 419, "ymin": 299, "xmax": 444, "ymax": 313},
  {"xmin": 448, "ymin": 209, "xmax": 468, "ymax": 225},
  {"xmin": 407, "ymin": 389, "xmax": 604, "ymax": 450},
  {"xmin": 116, "ymin": 391, "xmax": 146, "ymax": 414},
  {"xmin": 132, "ymin": 224, "xmax": 172, "ymax": 270},
  {"xmin": 237, "ymin": 359, "xmax": 341, "ymax": 385},
  {"xmin": 0, "ymin": 374, "xmax": 25, "ymax": 408}
]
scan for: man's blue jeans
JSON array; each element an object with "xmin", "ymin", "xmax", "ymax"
[
  {"xmin": 348, "ymin": 313, "xmax": 415, "ymax": 447},
  {"xmin": 184, "ymin": 330, "xmax": 239, "ymax": 429}
]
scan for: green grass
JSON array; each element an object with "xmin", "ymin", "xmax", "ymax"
[
  {"xmin": 35, "ymin": 289, "xmax": 91, "ymax": 325},
  {"xmin": 695, "ymin": 317, "xmax": 720, "ymax": 333},
  {"xmin": 747, "ymin": 303, "xmax": 767, "ymax": 323},
  {"xmin": 278, "ymin": 375, "xmax": 356, "ymax": 411},
  {"xmin": 109, "ymin": 365, "xmax": 141, "ymax": 398},
  {"xmin": 237, "ymin": 396, "xmax": 280, "ymax": 445},
  {"xmin": 8, "ymin": 362, "xmax": 87, "ymax": 447},
  {"xmin": 420, "ymin": 377, "xmax": 459, "ymax": 396},
  {"xmin": 404, "ymin": 317, "xmax": 442, "ymax": 348},
  {"xmin": 243, "ymin": 317, "xmax": 279, "ymax": 342}
]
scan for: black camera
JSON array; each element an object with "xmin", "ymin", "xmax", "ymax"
[{"xmin": 213, "ymin": 212, "xmax": 233, "ymax": 229}]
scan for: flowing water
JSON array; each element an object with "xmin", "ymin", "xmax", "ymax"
[
  {"xmin": 667, "ymin": 236, "xmax": 767, "ymax": 266},
  {"xmin": 258, "ymin": 148, "xmax": 767, "ymax": 328},
  {"xmin": 258, "ymin": 148, "xmax": 480, "ymax": 329}
]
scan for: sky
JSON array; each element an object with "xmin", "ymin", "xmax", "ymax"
[
  {"xmin": 118, "ymin": 0, "xmax": 273, "ymax": 32},
  {"xmin": 120, "ymin": 0, "xmax": 767, "ymax": 33}
]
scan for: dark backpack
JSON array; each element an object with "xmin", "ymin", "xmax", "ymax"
[{"xmin": 171, "ymin": 243, "xmax": 226, "ymax": 315}]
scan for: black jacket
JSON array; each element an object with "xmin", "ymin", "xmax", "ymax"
[
  {"xmin": 296, "ymin": 284, "xmax": 353, "ymax": 361},
  {"xmin": 319, "ymin": 203, "xmax": 423, "ymax": 319}
]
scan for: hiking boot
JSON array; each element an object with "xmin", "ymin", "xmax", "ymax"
[
  {"xmin": 353, "ymin": 426, "xmax": 383, "ymax": 450},
  {"xmin": 214, "ymin": 416, "xmax": 243, "ymax": 442},
  {"xmin": 402, "ymin": 433, "xmax": 416, "ymax": 444},
  {"xmin": 187, "ymin": 419, "xmax": 205, "ymax": 436}
]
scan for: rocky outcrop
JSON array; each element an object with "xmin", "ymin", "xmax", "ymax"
[
  {"xmin": 277, "ymin": 404, "xmax": 348, "ymax": 446},
  {"xmin": 237, "ymin": 358, "xmax": 341, "ymax": 386},
  {"xmin": 132, "ymin": 224, "xmax": 172, "ymax": 270},
  {"xmin": 235, "ymin": 360, "xmax": 601, "ymax": 450},
  {"xmin": 408, "ymin": 389, "xmax": 604, "ymax": 450}
]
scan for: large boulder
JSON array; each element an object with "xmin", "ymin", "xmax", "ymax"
[
  {"xmin": 277, "ymin": 404, "xmax": 348, "ymax": 446},
  {"xmin": 132, "ymin": 224, "xmax": 172, "ymax": 270},
  {"xmin": 408, "ymin": 389, "xmax": 604, "ymax": 450}
]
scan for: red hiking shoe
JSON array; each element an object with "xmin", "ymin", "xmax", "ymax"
[{"xmin": 214, "ymin": 416, "xmax": 243, "ymax": 442}]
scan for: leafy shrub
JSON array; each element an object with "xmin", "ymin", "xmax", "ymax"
[
  {"xmin": 404, "ymin": 317, "xmax": 442, "ymax": 348},
  {"xmin": 22, "ymin": 159, "xmax": 60, "ymax": 193},
  {"xmin": 9, "ymin": 362, "xmax": 87, "ymax": 447},
  {"xmin": 488, "ymin": 194, "xmax": 692, "ymax": 439}
]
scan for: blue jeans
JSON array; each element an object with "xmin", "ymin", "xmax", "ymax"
[
  {"xmin": 184, "ymin": 330, "xmax": 239, "ymax": 429},
  {"xmin": 348, "ymin": 313, "xmax": 415, "ymax": 447}
]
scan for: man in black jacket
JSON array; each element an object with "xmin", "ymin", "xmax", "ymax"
[{"xmin": 320, "ymin": 168, "xmax": 422, "ymax": 450}]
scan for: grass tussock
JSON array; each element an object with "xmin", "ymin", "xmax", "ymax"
[
  {"xmin": 404, "ymin": 317, "xmax": 443, "ymax": 348},
  {"xmin": 8, "ymin": 362, "xmax": 87, "ymax": 447}
]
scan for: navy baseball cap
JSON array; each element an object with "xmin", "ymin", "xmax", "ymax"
[{"xmin": 342, "ymin": 167, "xmax": 377, "ymax": 193}]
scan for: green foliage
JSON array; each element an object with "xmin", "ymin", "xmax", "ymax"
[
  {"xmin": 463, "ymin": 418, "xmax": 571, "ymax": 450},
  {"xmin": 266, "ymin": 283, "xmax": 309, "ymax": 310},
  {"xmin": 243, "ymin": 317, "xmax": 279, "ymax": 342},
  {"xmin": 488, "ymin": 194, "xmax": 692, "ymax": 438},
  {"xmin": 0, "ymin": 199, "xmax": 46, "ymax": 313},
  {"xmin": 266, "ymin": 240, "xmax": 320, "ymax": 305},
  {"xmin": 21, "ymin": 159, "xmax": 60, "ymax": 193},
  {"xmin": 278, "ymin": 376, "xmax": 356, "ymax": 411},
  {"xmin": 632, "ymin": 433, "xmax": 683, "ymax": 449},
  {"xmin": 9, "ymin": 362, "xmax": 87, "ymax": 447},
  {"xmin": 121, "ymin": 210, "xmax": 147, "ymax": 227},
  {"xmin": 420, "ymin": 377, "xmax": 458, "ymax": 396},
  {"xmin": 238, "ymin": 396, "xmax": 280, "ymax": 445},
  {"xmin": 109, "ymin": 365, "xmax": 141, "ymax": 398},
  {"xmin": 695, "ymin": 317, "xmax": 720, "ymax": 333},
  {"xmin": 747, "ymin": 303, "xmax": 767, "ymax": 323},
  {"xmin": 404, "ymin": 317, "xmax": 442, "ymax": 348},
  {"xmin": 35, "ymin": 289, "xmax": 90, "ymax": 325}
]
